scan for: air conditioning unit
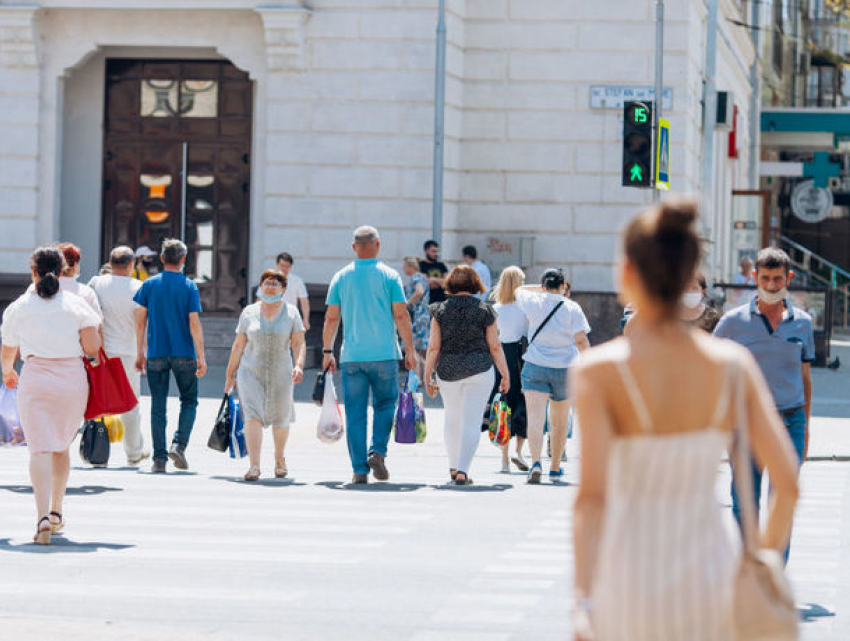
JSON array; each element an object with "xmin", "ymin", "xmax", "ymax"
[{"xmin": 716, "ymin": 91, "xmax": 734, "ymax": 130}]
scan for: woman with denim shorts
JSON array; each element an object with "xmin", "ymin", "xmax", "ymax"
[{"xmin": 516, "ymin": 269, "xmax": 590, "ymax": 483}]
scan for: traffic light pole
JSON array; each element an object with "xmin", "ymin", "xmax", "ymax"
[{"xmin": 653, "ymin": 0, "xmax": 664, "ymax": 202}]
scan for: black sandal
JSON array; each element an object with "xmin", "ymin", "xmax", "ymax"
[
  {"xmin": 48, "ymin": 511, "xmax": 64, "ymax": 534},
  {"xmin": 34, "ymin": 516, "xmax": 51, "ymax": 545},
  {"xmin": 454, "ymin": 472, "xmax": 473, "ymax": 486}
]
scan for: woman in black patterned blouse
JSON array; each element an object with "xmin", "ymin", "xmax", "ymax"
[{"xmin": 424, "ymin": 266, "xmax": 509, "ymax": 485}]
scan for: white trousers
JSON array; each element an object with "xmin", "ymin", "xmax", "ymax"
[
  {"xmin": 118, "ymin": 355, "xmax": 144, "ymax": 460},
  {"xmin": 438, "ymin": 368, "xmax": 494, "ymax": 475}
]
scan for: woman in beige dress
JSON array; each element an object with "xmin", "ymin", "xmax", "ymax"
[
  {"xmin": 1, "ymin": 246, "xmax": 101, "ymax": 544},
  {"xmin": 225, "ymin": 270, "xmax": 306, "ymax": 481},
  {"xmin": 571, "ymin": 200, "xmax": 800, "ymax": 640}
]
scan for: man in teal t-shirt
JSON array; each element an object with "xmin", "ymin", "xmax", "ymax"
[{"xmin": 323, "ymin": 226, "xmax": 416, "ymax": 484}]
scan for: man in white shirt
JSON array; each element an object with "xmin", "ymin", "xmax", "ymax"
[
  {"xmin": 276, "ymin": 252, "xmax": 311, "ymax": 331},
  {"xmin": 462, "ymin": 245, "xmax": 492, "ymax": 301},
  {"xmin": 89, "ymin": 246, "xmax": 149, "ymax": 466}
]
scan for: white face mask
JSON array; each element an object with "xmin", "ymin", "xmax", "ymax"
[
  {"xmin": 681, "ymin": 292, "xmax": 702, "ymax": 309},
  {"xmin": 758, "ymin": 287, "xmax": 787, "ymax": 306}
]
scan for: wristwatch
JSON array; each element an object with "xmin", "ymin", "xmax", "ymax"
[{"xmin": 323, "ymin": 349, "xmax": 333, "ymax": 354}]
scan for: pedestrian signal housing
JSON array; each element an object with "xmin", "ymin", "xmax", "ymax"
[{"xmin": 622, "ymin": 101, "xmax": 653, "ymax": 188}]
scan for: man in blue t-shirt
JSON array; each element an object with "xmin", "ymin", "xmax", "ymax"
[
  {"xmin": 134, "ymin": 239, "xmax": 207, "ymax": 473},
  {"xmin": 714, "ymin": 247, "xmax": 813, "ymax": 559},
  {"xmin": 322, "ymin": 226, "xmax": 416, "ymax": 484}
]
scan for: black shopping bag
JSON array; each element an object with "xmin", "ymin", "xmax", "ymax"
[
  {"xmin": 207, "ymin": 394, "xmax": 232, "ymax": 452},
  {"xmin": 79, "ymin": 419, "xmax": 110, "ymax": 466}
]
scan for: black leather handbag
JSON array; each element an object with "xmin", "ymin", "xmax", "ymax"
[
  {"xmin": 312, "ymin": 367, "xmax": 330, "ymax": 406},
  {"xmin": 79, "ymin": 419, "xmax": 110, "ymax": 466},
  {"xmin": 208, "ymin": 394, "xmax": 231, "ymax": 452}
]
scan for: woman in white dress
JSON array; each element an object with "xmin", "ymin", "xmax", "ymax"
[
  {"xmin": 225, "ymin": 270, "xmax": 306, "ymax": 481},
  {"xmin": 571, "ymin": 200, "xmax": 800, "ymax": 641}
]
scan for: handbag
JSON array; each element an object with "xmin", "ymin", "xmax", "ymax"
[
  {"xmin": 488, "ymin": 392, "xmax": 511, "ymax": 446},
  {"xmin": 312, "ymin": 367, "xmax": 330, "ymax": 406},
  {"xmin": 394, "ymin": 372, "xmax": 417, "ymax": 444},
  {"xmin": 0, "ymin": 384, "xmax": 26, "ymax": 446},
  {"xmin": 207, "ymin": 394, "xmax": 232, "ymax": 452},
  {"xmin": 103, "ymin": 415, "xmax": 125, "ymax": 444},
  {"xmin": 227, "ymin": 394, "xmax": 247, "ymax": 459},
  {"xmin": 83, "ymin": 348, "xmax": 138, "ymax": 420},
  {"xmin": 413, "ymin": 391, "xmax": 427, "ymax": 443},
  {"xmin": 317, "ymin": 374, "xmax": 344, "ymax": 443},
  {"xmin": 79, "ymin": 419, "xmax": 110, "ymax": 466},
  {"xmin": 731, "ymin": 363, "xmax": 799, "ymax": 641}
]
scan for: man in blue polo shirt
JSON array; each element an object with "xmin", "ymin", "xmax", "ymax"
[
  {"xmin": 322, "ymin": 226, "xmax": 417, "ymax": 484},
  {"xmin": 714, "ymin": 247, "xmax": 813, "ymax": 557},
  {"xmin": 134, "ymin": 239, "xmax": 207, "ymax": 473}
]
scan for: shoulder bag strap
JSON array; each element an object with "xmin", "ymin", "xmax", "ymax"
[
  {"xmin": 731, "ymin": 360, "xmax": 760, "ymax": 557},
  {"xmin": 529, "ymin": 300, "xmax": 565, "ymax": 345}
]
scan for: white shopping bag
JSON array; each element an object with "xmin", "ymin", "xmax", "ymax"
[{"xmin": 316, "ymin": 373, "xmax": 344, "ymax": 443}]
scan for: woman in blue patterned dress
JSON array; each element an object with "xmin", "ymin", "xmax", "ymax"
[{"xmin": 403, "ymin": 256, "xmax": 430, "ymax": 380}]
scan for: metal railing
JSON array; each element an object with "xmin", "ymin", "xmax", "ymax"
[{"xmin": 779, "ymin": 235, "xmax": 850, "ymax": 327}]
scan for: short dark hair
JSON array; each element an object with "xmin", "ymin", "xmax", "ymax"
[
  {"xmin": 755, "ymin": 247, "xmax": 791, "ymax": 275},
  {"xmin": 462, "ymin": 245, "xmax": 477, "ymax": 260},
  {"xmin": 276, "ymin": 252, "xmax": 294, "ymax": 265},
  {"xmin": 541, "ymin": 268, "xmax": 566, "ymax": 291},
  {"xmin": 259, "ymin": 269, "xmax": 288, "ymax": 289},
  {"xmin": 445, "ymin": 265, "xmax": 485, "ymax": 295},
  {"xmin": 161, "ymin": 239, "xmax": 187, "ymax": 266},
  {"xmin": 423, "ymin": 240, "xmax": 439, "ymax": 251}
]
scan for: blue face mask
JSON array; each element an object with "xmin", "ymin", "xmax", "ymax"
[{"xmin": 259, "ymin": 292, "xmax": 282, "ymax": 304}]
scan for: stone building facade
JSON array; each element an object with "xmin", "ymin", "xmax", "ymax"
[{"xmin": 0, "ymin": 0, "xmax": 758, "ymax": 334}]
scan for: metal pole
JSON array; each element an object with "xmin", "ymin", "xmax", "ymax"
[
  {"xmin": 432, "ymin": 0, "xmax": 446, "ymax": 246},
  {"xmin": 180, "ymin": 141, "xmax": 188, "ymax": 242},
  {"xmin": 748, "ymin": 0, "xmax": 760, "ymax": 189},
  {"xmin": 653, "ymin": 0, "xmax": 664, "ymax": 202},
  {"xmin": 701, "ymin": 0, "xmax": 719, "ymax": 266}
]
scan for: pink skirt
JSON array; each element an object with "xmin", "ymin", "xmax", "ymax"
[{"xmin": 18, "ymin": 357, "xmax": 88, "ymax": 453}]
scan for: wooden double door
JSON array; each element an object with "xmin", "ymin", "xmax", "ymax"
[{"xmin": 102, "ymin": 59, "xmax": 252, "ymax": 313}]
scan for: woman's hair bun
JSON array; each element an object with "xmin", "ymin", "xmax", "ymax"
[
  {"xmin": 540, "ymin": 268, "xmax": 566, "ymax": 290},
  {"xmin": 656, "ymin": 200, "xmax": 698, "ymax": 237},
  {"xmin": 31, "ymin": 245, "xmax": 65, "ymax": 299}
]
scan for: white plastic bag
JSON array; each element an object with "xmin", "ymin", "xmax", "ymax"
[{"xmin": 316, "ymin": 373, "xmax": 344, "ymax": 443}]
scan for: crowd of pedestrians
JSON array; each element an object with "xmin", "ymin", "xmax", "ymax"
[{"xmin": 0, "ymin": 205, "xmax": 809, "ymax": 641}]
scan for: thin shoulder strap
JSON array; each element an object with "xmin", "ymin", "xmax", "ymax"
[
  {"xmin": 709, "ymin": 358, "xmax": 732, "ymax": 428},
  {"xmin": 615, "ymin": 359, "xmax": 652, "ymax": 433}
]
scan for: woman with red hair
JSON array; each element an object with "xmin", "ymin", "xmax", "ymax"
[{"xmin": 55, "ymin": 242, "xmax": 103, "ymax": 320}]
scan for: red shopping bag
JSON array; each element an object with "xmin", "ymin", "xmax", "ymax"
[{"xmin": 83, "ymin": 349, "xmax": 138, "ymax": 420}]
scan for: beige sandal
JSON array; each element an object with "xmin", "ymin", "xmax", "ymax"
[
  {"xmin": 34, "ymin": 516, "xmax": 51, "ymax": 545},
  {"xmin": 48, "ymin": 511, "xmax": 65, "ymax": 534},
  {"xmin": 244, "ymin": 466, "xmax": 260, "ymax": 482},
  {"xmin": 274, "ymin": 457, "xmax": 287, "ymax": 478}
]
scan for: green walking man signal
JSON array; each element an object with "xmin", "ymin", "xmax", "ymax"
[{"xmin": 622, "ymin": 100, "xmax": 653, "ymax": 188}]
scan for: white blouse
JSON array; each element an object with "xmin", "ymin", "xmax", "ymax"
[
  {"xmin": 493, "ymin": 302, "xmax": 528, "ymax": 343},
  {"xmin": 1, "ymin": 290, "xmax": 101, "ymax": 359}
]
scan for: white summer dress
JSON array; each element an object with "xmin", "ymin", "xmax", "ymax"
[{"xmin": 590, "ymin": 360, "xmax": 741, "ymax": 641}]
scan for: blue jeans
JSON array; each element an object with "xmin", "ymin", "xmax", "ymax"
[
  {"xmin": 731, "ymin": 407, "xmax": 806, "ymax": 560},
  {"xmin": 146, "ymin": 357, "xmax": 199, "ymax": 461},
  {"xmin": 341, "ymin": 360, "xmax": 399, "ymax": 475}
]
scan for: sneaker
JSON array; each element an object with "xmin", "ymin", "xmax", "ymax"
[
  {"xmin": 549, "ymin": 468, "xmax": 564, "ymax": 482},
  {"xmin": 151, "ymin": 459, "xmax": 167, "ymax": 474},
  {"xmin": 527, "ymin": 462, "xmax": 543, "ymax": 484},
  {"xmin": 127, "ymin": 451, "xmax": 151, "ymax": 467},
  {"xmin": 500, "ymin": 461, "xmax": 511, "ymax": 474},
  {"xmin": 367, "ymin": 451, "xmax": 389, "ymax": 481},
  {"xmin": 352, "ymin": 473, "xmax": 369, "ymax": 485},
  {"xmin": 168, "ymin": 443, "xmax": 188, "ymax": 470},
  {"xmin": 511, "ymin": 453, "xmax": 529, "ymax": 472}
]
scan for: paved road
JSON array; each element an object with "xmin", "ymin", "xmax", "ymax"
[{"xmin": 3, "ymin": 336, "xmax": 850, "ymax": 640}]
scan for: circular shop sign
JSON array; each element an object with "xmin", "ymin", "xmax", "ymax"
[{"xmin": 791, "ymin": 179, "xmax": 833, "ymax": 224}]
